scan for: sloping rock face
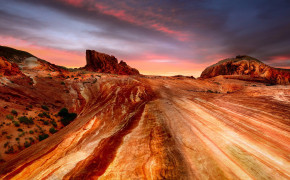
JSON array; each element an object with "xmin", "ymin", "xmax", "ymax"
[
  {"xmin": 84, "ymin": 50, "xmax": 140, "ymax": 75},
  {"xmin": 0, "ymin": 46, "xmax": 35, "ymax": 64},
  {"xmin": 201, "ymin": 55, "xmax": 290, "ymax": 84},
  {"xmin": 0, "ymin": 56, "xmax": 26, "ymax": 76}
]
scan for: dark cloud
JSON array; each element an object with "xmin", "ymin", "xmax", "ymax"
[{"xmin": 0, "ymin": 0, "xmax": 289, "ymax": 69}]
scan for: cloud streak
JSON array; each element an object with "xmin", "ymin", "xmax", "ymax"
[{"xmin": 0, "ymin": 0, "xmax": 289, "ymax": 76}]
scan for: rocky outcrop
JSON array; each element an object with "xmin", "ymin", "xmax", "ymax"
[
  {"xmin": 0, "ymin": 56, "xmax": 26, "ymax": 76},
  {"xmin": 0, "ymin": 46, "xmax": 35, "ymax": 64},
  {"xmin": 84, "ymin": 50, "xmax": 140, "ymax": 75},
  {"xmin": 201, "ymin": 55, "xmax": 290, "ymax": 84}
]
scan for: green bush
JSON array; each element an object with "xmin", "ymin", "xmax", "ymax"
[
  {"xmin": 58, "ymin": 108, "xmax": 68, "ymax": 117},
  {"xmin": 41, "ymin": 105, "xmax": 49, "ymax": 111},
  {"xmin": 43, "ymin": 120, "xmax": 49, "ymax": 125},
  {"xmin": 38, "ymin": 134, "xmax": 49, "ymax": 141},
  {"xmin": 61, "ymin": 81, "xmax": 65, "ymax": 85},
  {"xmin": 18, "ymin": 116, "xmax": 34, "ymax": 125},
  {"xmin": 49, "ymin": 127, "xmax": 58, "ymax": 134},
  {"xmin": 11, "ymin": 110, "xmax": 18, "ymax": 116},
  {"xmin": 16, "ymin": 138, "xmax": 20, "ymax": 141},
  {"xmin": 5, "ymin": 146, "xmax": 14, "ymax": 154},
  {"xmin": 6, "ymin": 115, "xmax": 14, "ymax": 120},
  {"xmin": 24, "ymin": 141, "xmax": 31, "ymax": 148},
  {"xmin": 6, "ymin": 135, "xmax": 11, "ymax": 139},
  {"xmin": 29, "ymin": 130, "xmax": 34, "ymax": 134},
  {"xmin": 58, "ymin": 108, "xmax": 77, "ymax": 126},
  {"xmin": 4, "ymin": 142, "xmax": 9, "ymax": 148},
  {"xmin": 17, "ymin": 128, "xmax": 23, "ymax": 132},
  {"xmin": 38, "ymin": 112, "xmax": 51, "ymax": 119},
  {"xmin": 29, "ymin": 137, "xmax": 34, "ymax": 143},
  {"xmin": 50, "ymin": 120, "xmax": 57, "ymax": 128},
  {"xmin": 13, "ymin": 121, "xmax": 20, "ymax": 127}
]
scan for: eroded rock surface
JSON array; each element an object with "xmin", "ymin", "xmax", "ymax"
[
  {"xmin": 201, "ymin": 55, "xmax": 290, "ymax": 84},
  {"xmin": 84, "ymin": 50, "xmax": 140, "ymax": 75},
  {"xmin": 0, "ymin": 75, "xmax": 289, "ymax": 180}
]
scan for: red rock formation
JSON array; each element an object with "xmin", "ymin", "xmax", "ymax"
[
  {"xmin": 201, "ymin": 55, "xmax": 290, "ymax": 84},
  {"xmin": 84, "ymin": 50, "xmax": 140, "ymax": 75},
  {"xmin": 0, "ymin": 56, "xmax": 26, "ymax": 76}
]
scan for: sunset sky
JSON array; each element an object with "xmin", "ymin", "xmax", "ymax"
[{"xmin": 1, "ymin": 0, "xmax": 290, "ymax": 76}]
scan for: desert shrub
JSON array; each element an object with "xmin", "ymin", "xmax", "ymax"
[
  {"xmin": 29, "ymin": 137, "xmax": 34, "ymax": 143},
  {"xmin": 38, "ymin": 112, "xmax": 51, "ymax": 119},
  {"xmin": 24, "ymin": 141, "xmax": 31, "ymax": 148},
  {"xmin": 58, "ymin": 108, "xmax": 68, "ymax": 117},
  {"xmin": 6, "ymin": 115, "xmax": 14, "ymax": 120},
  {"xmin": 11, "ymin": 110, "xmax": 18, "ymax": 116},
  {"xmin": 61, "ymin": 81, "xmax": 65, "ymax": 85},
  {"xmin": 29, "ymin": 130, "xmax": 34, "ymax": 134},
  {"xmin": 28, "ymin": 105, "xmax": 33, "ymax": 108},
  {"xmin": 13, "ymin": 121, "xmax": 20, "ymax": 127},
  {"xmin": 5, "ymin": 146, "xmax": 14, "ymax": 154},
  {"xmin": 17, "ymin": 128, "xmax": 23, "ymax": 132},
  {"xmin": 41, "ymin": 105, "xmax": 49, "ymax": 111},
  {"xmin": 18, "ymin": 132, "xmax": 25, "ymax": 137},
  {"xmin": 61, "ymin": 113, "xmax": 77, "ymax": 126},
  {"xmin": 49, "ymin": 127, "xmax": 58, "ymax": 134},
  {"xmin": 6, "ymin": 135, "xmax": 12, "ymax": 139},
  {"xmin": 38, "ymin": 134, "xmax": 49, "ymax": 141},
  {"xmin": 16, "ymin": 138, "xmax": 19, "ymax": 141},
  {"xmin": 43, "ymin": 120, "xmax": 49, "ymax": 125},
  {"xmin": 58, "ymin": 108, "xmax": 77, "ymax": 126},
  {"xmin": 4, "ymin": 142, "xmax": 9, "ymax": 148},
  {"xmin": 18, "ymin": 116, "xmax": 34, "ymax": 125},
  {"xmin": 50, "ymin": 120, "xmax": 57, "ymax": 128}
]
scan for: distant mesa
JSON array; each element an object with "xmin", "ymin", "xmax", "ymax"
[
  {"xmin": 201, "ymin": 55, "xmax": 290, "ymax": 84},
  {"xmin": 83, "ymin": 50, "xmax": 140, "ymax": 75}
]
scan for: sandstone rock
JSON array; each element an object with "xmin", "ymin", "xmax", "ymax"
[
  {"xmin": 84, "ymin": 50, "xmax": 140, "ymax": 75},
  {"xmin": 201, "ymin": 55, "xmax": 290, "ymax": 84},
  {"xmin": 0, "ymin": 56, "xmax": 26, "ymax": 76}
]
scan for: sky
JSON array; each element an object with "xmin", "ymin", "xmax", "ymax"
[{"xmin": 0, "ymin": 0, "xmax": 290, "ymax": 77}]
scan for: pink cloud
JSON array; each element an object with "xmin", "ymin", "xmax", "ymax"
[
  {"xmin": 1, "ymin": 36, "xmax": 85, "ymax": 68},
  {"xmin": 59, "ymin": 0, "xmax": 189, "ymax": 41}
]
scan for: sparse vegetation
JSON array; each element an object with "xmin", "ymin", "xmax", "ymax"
[
  {"xmin": 24, "ymin": 141, "xmax": 31, "ymax": 148},
  {"xmin": 38, "ymin": 112, "xmax": 51, "ymax": 118},
  {"xmin": 38, "ymin": 134, "xmax": 49, "ymax": 141},
  {"xmin": 6, "ymin": 114, "xmax": 14, "ymax": 120},
  {"xmin": 41, "ymin": 105, "xmax": 49, "ymax": 111},
  {"xmin": 17, "ymin": 128, "xmax": 23, "ymax": 132},
  {"xmin": 5, "ymin": 145, "xmax": 14, "ymax": 154},
  {"xmin": 13, "ymin": 121, "xmax": 20, "ymax": 127},
  {"xmin": 18, "ymin": 116, "xmax": 34, "ymax": 125},
  {"xmin": 29, "ymin": 130, "xmax": 34, "ymax": 134},
  {"xmin": 61, "ymin": 81, "xmax": 65, "ymax": 85},
  {"xmin": 11, "ymin": 110, "xmax": 18, "ymax": 116},
  {"xmin": 4, "ymin": 142, "xmax": 9, "ymax": 148},
  {"xmin": 58, "ymin": 108, "xmax": 77, "ymax": 126},
  {"xmin": 50, "ymin": 119, "xmax": 57, "ymax": 128},
  {"xmin": 49, "ymin": 127, "xmax": 58, "ymax": 134}
]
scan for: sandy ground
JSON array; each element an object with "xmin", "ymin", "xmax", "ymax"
[{"xmin": 0, "ymin": 74, "xmax": 289, "ymax": 179}]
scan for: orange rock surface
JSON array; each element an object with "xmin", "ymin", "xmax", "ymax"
[
  {"xmin": 0, "ymin": 74, "xmax": 289, "ymax": 179},
  {"xmin": 201, "ymin": 55, "xmax": 290, "ymax": 84},
  {"xmin": 84, "ymin": 50, "xmax": 140, "ymax": 75}
]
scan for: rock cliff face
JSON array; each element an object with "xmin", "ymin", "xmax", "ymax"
[
  {"xmin": 84, "ymin": 50, "xmax": 140, "ymax": 75},
  {"xmin": 0, "ymin": 56, "xmax": 26, "ymax": 76},
  {"xmin": 201, "ymin": 55, "xmax": 290, "ymax": 84}
]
